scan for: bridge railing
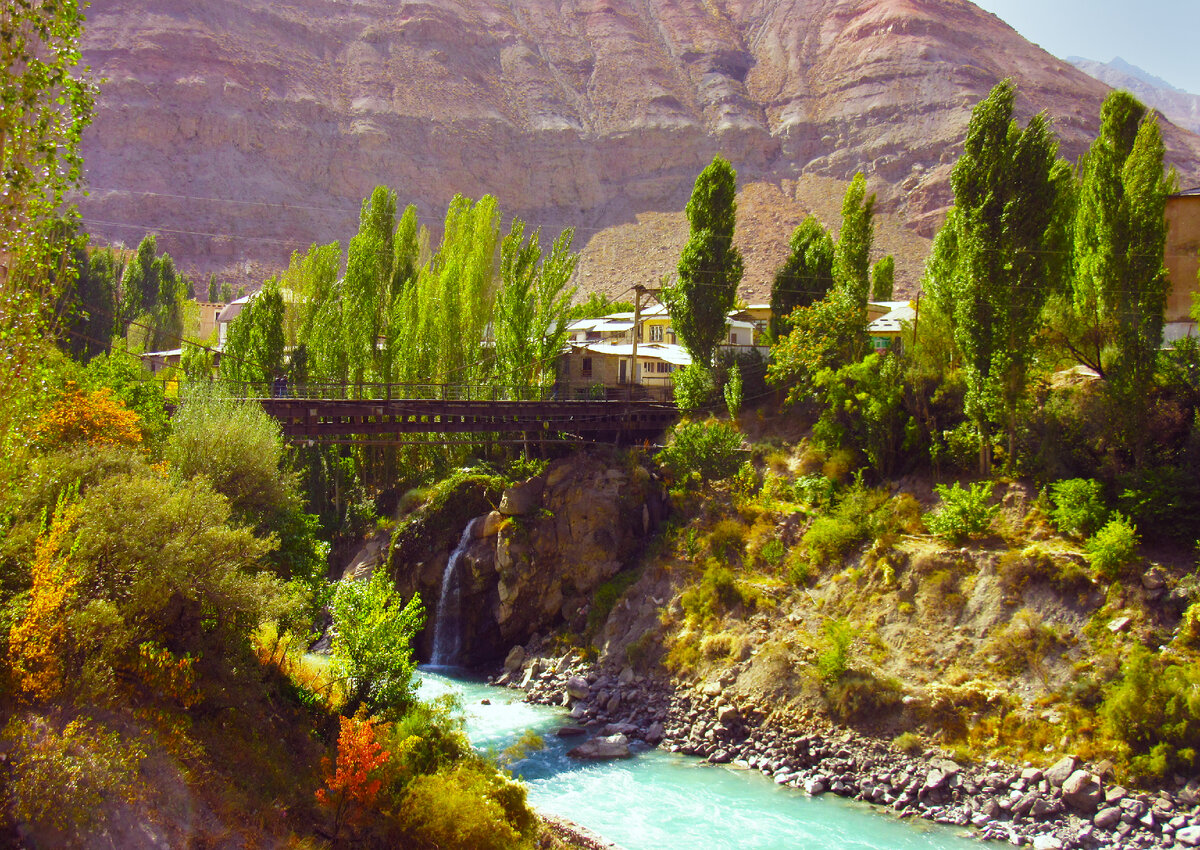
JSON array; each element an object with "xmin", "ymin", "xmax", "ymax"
[{"xmin": 197, "ymin": 381, "xmax": 674, "ymax": 404}]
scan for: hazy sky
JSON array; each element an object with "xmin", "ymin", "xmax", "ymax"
[{"xmin": 971, "ymin": 0, "xmax": 1200, "ymax": 94}]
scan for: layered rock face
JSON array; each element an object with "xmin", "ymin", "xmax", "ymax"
[{"xmin": 78, "ymin": 0, "xmax": 1200, "ymax": 293}]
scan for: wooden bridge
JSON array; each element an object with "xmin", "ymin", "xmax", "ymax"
[{"xmin": 230, "ymin": 382, "xmax": 678, "ymax": 445}]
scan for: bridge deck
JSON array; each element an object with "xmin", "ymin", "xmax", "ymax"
[{"xmin": 254, "ymin": 396, "xmax": 678, "ymax": 442}]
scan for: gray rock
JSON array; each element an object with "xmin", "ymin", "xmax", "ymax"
[
  {"xmin": 1045, "ymin": 755, "xmax": 1080, "ymax": 787},
  {"xmin": 1094, "ymin": 807, "xmax": 1122, "ymax": 829},
  {"xmin": 556, "ymin": 725, "xmax": 587, "ymax": 737},
  {"xmin": 566, "ymin": 675, "xmax": 590, "ymax": 701},
  {"xmin": 499, "ymin": 477, "xmax": 544, "ymax": 515},
  {"xmin": 568, "ymin": 733, "xmax": 631, "ymax": 760},
  {"xmin": 1179, "ymin": 825, "xmax": 1200, "ymax": 847},
  {"xmin": 1180, "ymin": 778, "xmax": 1200, "ymax": 806},
  {"xmin": 1062, "ymin": 770, "xmax": 1104, "ymax": 812},
  {"xmin": 717, "ymin": 704, "xmax": 740, "ymax": 725},
  {"xmin": 1031, "ymin": 837, "xmax": 1062, "ymax": 850},
  {"xmin": 503, "ymin": 645, "xmax": 526, "ymax": 673},
  {"xmin": 1107, "ymin": 616, "xmax": 1133, "ymax": 633},
  {"xmin": 804, "ymin": 777, "xmax": 827, "ymax": 795}
]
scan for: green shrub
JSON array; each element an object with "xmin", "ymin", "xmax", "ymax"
[
  {"xmin": 816, "ymin": 617, "xmax": 856, "ymax": 684},
  {"xmin": 757, "ymin": 538, "xmax": 786, "ymax": 569},
  {"xmin": 4, "ymin": 714, "xmax": 144, "ymax": 842},
  {"xmin": 398, "ymin": 762, "xmax": 535, "ymax": 849},
  {"xmin": 680, "ymin": 563, "xmax": 752, "ymax": 625},
  {"xmin": 673, "ymin": 364, "xmax": 717, "ymax": 410},
  {"xmin": 803, "ymin": 515, "xmax": 861, "ymax": 567},
  {"xmin": 925, "ymin": 482, "xmax": 997, "ymax": 543},
  {"xmin": 330, "ymin": 570, "xmax": 425, "ymax": 718},
  {"xmin": 795, "ymin": 473, "xmax": 835, "ymax": 507},
  {"xmin": 587, "ymin": 569, "xmax": 641, "ymax": 633},
  {"xmin": 724, "ymin": 361, "xmax": 743, "ymax": 417},
  {"xmin": 893, "ymin": 731, "xmax": 923, "ymax": 755},
  {"xmin": 657, "ymin": 419, "xmax": 744, "ymax": 483},
  {"xmin": 1101, "ymin": 647, "xmax": 1200, "ymax": 780},
  {"xmin": 1085, "ymin": 514, "xmax": 1139, "ymax": 580},
  {"xmin": 1049, "ymin": 478, "xmax": 1108, "ymax": 539},
  {"xmin": 707, "ymin": 519, "xmax": 748, "ymax": 562},
  {"xmin": 825, "ymin": 671, "xmax": 902, "ymax": 723}
]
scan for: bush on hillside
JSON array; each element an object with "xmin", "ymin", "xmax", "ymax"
[
  {"xmin": 673, "ymin": 364, "xmax": 717, "ymax": 411},
  {"xmin": 1101, "ymin": 647, "xmax": 1200, "ymax": 780},
  {"xmin": 1049, "ymin": 478, "xmax": 1108, "ymax": 539},
  {"xmin": 1085, "ymin": 514, "xmax": 1139, "ymax": 580},
  {"xmin": 330, "ymin": 570, "xmax": 425, "ymax": 719},
  {"xmin": 924, "ymin": 482, "xmax": 997, "ymax": 543},
  {"xmin": 397, "ymin": 762, "xmax": 536, "ymax": 850},
  {"xmin": 657, "ymin": 419, "xmax": 744, "ymax": 484}
]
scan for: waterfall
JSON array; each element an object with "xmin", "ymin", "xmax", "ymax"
[{"xmin": 430, "ymin": 519, "xmax": 478, "ymax": 667}]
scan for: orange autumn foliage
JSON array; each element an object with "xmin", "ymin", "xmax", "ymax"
[
  {"xmin": 316, "ymin": 714, "xmax": 391, "ymax": 837},
  {"xmin": 135, "ymin": 641, "xmax": 200, "ymax": 708},
  {"xmin": 30, "ymin": 384, "xmax": 143, "ymax": 451},
  {"xmin": 9, "ymin": 502, "xmax": 81, "ymax": 701}
]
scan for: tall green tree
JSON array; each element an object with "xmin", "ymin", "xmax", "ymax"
[
  {"xmin": 871, "ymin": 256, "xmax": 895, "ymax": 301},
  {"xmin": 930, "ymin": 79, "xmax": 1066, "ymax": 473},
  {"xmin": 57, "ymin": 245, "xmax": 124, "ymax": 362},
  {"xmin": 664, "ymin": 155, "xmax": 744, "ymax": 367},
  {"xmin": 769, "ymin": 216, "xmax": 834, "ymax": 337},
  {"xmin": 221, "ymin": 278, "xmax": 285, "ymax": 390},
  {"xmin": 494, "ymin": 223, "xmax": 578, "ymax": 387},
  {"xmin": 1052, "ymin": 91, "xmax": 1171, "ymax": 464},
  {"xmin": 0, "ymin": 0, "xmax": 95, "ymax": 451}
]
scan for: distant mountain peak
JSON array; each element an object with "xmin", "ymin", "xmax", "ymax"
[
  {"xmin": 1070, "ymin": 56, "xmax": 1186, "ymax": 95},
  {"xmin": 1068, "ymin": 56, "xmax": 1200, "ymax": 136}
]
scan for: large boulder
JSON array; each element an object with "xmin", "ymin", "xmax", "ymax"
[
  {"xmin": 1062, "ymin": 770, "xmax": 1104, "ymax": 812},
  {"xmin": 566, "ymin": 676, "xmax": 590, "ymax": 701},
  {"xmin": 568, "ymin": 734, "xmax": 631, "ymax": 760},
  {"xmin": 1045, "ymin": 755, "xmax": 1080, "ymax": 787},
  {"xmin": 499, "ymin": 477, "xmax": 545, "ymax": 515}
]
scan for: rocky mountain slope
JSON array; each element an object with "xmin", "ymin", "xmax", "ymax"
[
  {"xmin": 77, "ymin": 0, "xmax": 1200, "ymax": 296},
  {"xmin": 1069, "ymin": 56, "xmax": 1200, "ymax": 138}
]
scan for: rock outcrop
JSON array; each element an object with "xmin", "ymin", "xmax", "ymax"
[
  {"xmin": 78, "ymin": 0, "xmax": 1200, "ymax": 297},
  {"xmin": 379, "ymin": 450, "xmax": 667, "ymax": 665}
]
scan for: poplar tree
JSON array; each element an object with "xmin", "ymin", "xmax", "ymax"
[
  {"xmin": 769, "ymin": 216, "xmax": 834, "ymax": 337},
  {"xmin": 834, "ymin": 173, "xmax": 875, "ymax": 306},
  {"xmin": 221, "ymin": 278, "xmax": 285, "ymax": 389},
  {"xmin": 1063, "ymin": 92, "xmax": 1170, "ymax": 403},
  {"xmin": 1, "ymin": 0, "xmax": 95, "ymax": 449},
  {"xmin": 871, "ymin": 256, "xmax": 895, "ymax": 301},
  {"xmin": 664, "ymin": 155, "xmax": 743, "ymax": 367},
  {"xmin": 931, "ymin": 79, "xmax": 1064, "ymax": 474},
  {"xmin": 494, "ymin": 223, "xmax": 578, "ymax": 387}
]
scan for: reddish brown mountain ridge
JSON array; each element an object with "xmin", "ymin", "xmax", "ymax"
[{"xmin": 76, "ymin": 0, "xmax": 1200, "ymax": 298}]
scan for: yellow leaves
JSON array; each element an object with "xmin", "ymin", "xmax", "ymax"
[
  {"xmin": 8, "ymin": 501, "xmax": 81, "ymax": 701},
  {"xmin": 29, "ymin": 382, "xmax": 143, "ymax": 451}
]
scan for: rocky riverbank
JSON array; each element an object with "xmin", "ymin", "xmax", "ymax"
[{"xmin": 494, "ymin": 652, "xmax": 1200, "ymax": 850}]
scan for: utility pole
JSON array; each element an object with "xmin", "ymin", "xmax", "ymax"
[{"xmin": 629, "ymin": 285, "xmax": 644, "ymax": 400}]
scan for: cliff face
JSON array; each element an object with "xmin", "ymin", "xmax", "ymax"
[{"xmin": 78, "ymin": 0, "xmax": 1200, "ymax": 295}]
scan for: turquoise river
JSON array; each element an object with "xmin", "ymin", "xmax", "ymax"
[{"xmin": 418, "ymin": 669, "xmax": 982, "ymax": 849}]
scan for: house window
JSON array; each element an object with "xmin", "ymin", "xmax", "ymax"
[
  {"xmin": 581, "ymin": 357, "xmax": 593, "ymax": 378},
  {"xmin": 656, "ymin": 362, "xmax": 671, "ymax": 373},
  {"xmin": 650, "ymin": 325, "xmax": 663, "ymax": 342},
  {"xmin": 730, "ymin": 332, "xmax": 739, "ymax": 345}
]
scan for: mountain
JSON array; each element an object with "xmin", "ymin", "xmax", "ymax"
[
  {"xmin": 76, "ymin": 0, "xmax": 1200, "ymax": 299},
  {"xmin": 1069, "ymin": 56, "xmax": 1200, "ymax": 137}
]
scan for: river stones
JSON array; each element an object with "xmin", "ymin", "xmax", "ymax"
[
  {"xmin": 568, "ymin": 733, "xmax": 631, "ymax": 760},
  {"xmin": 1061, "ymin": 770, "xmax": 1104, "ymax": 812},
  {"xmin": 1044, "ymin": 755, "xmax": 1079, "ymax": 787},
  {"xmin": 566, "ymin": 675, "xmax": 590, "ymax": 700}
]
